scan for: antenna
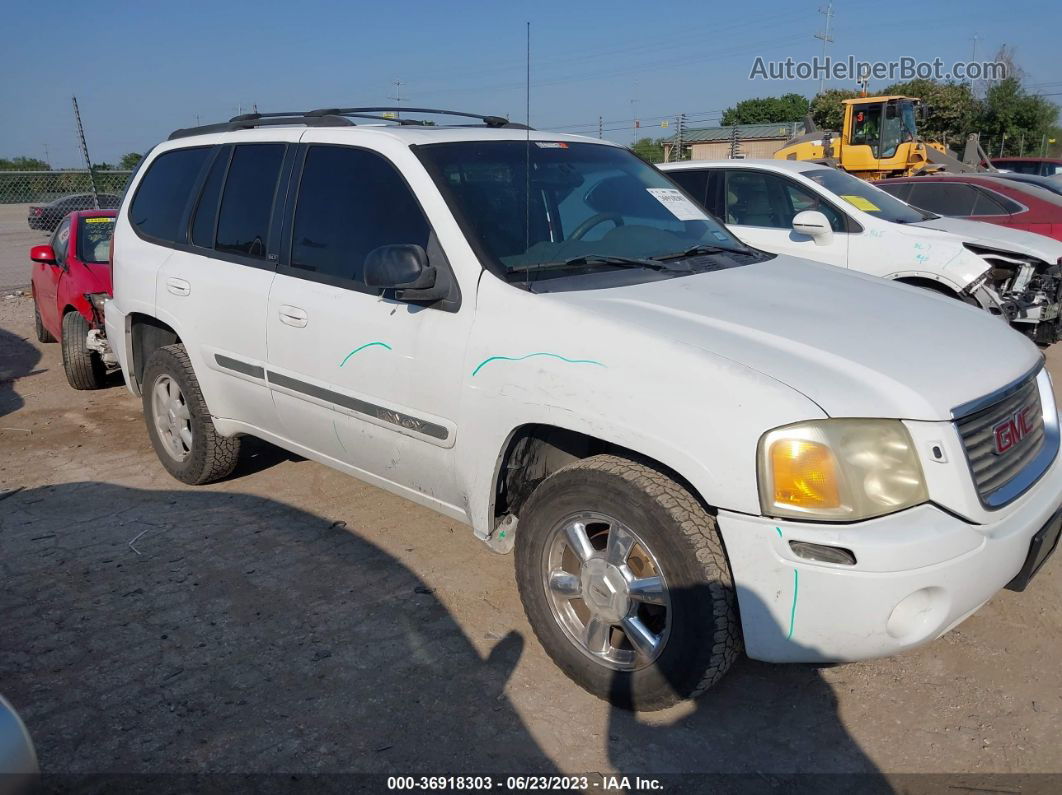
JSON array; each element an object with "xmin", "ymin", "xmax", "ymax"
[
  {"xmin": 388, "ymin": 79, "xmax": 405, "ymax": 118},
  {"xmin": 71, "ymin": 96, "xmax": 100, "ymax": 209},
  {"xmin": 814, "ymin": 1, "xmax": 834, "ymax": 95},
  {"xmin": 525, "ymin": 20, "xmax": 531, "ymax": 255}
]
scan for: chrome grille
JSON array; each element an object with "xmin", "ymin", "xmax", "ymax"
[{"xmin": 957, "ymin": 375, "xmax": 1045, "ymax": 503}]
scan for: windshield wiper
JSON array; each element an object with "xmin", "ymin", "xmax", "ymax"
[
  {"xmin": 651, "ymin": 243, "xmax": 749, "ymax": 261},
  {"xmin": 511, "ymin": 254, "xmax": 673, "ymax": 274}
]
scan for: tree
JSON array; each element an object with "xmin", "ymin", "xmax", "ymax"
[
  {"xmin": 880, "ymin": 79, "xmax": 979, "ymax": 150},
  {"xmin": 721, "ymin": 93, "xmax": 809, "ymax": 126},
  {"xmin": 631, "ymin": 137, "xmax": 665, "ymax": 163},
  {"xmin": 977, "ymin": 78, "xmax": 1058, "ymax": 157},
  {"xmin": 0, "ymin": 156, "xmax": 51, "ymax": 171},
  {"xmin": 809, "ymin": 89, "xmax": 860, "ymax": 131},
  {"xmin": 119, "ymin": 152, "xmax": 143, "ymax": 170}
]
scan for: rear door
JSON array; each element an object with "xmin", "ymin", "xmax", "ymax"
[
  {"xmin": 722, "ymin": 169, "xmax": 849, "ymax": 267},
  {"xmin": 153, "ymin": 135, "xmax": 297, "ymax": 430},
  {"xmin": 264, "ymin": 140, "xmax": 471, "ymax": 513}
]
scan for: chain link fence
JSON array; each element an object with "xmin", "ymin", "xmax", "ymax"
[{"xmin": 1, "ymin": 169, "xmax": 131, "ymax": 209}]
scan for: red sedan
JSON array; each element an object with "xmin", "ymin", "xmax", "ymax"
[
  {"xmin": 878, "ymin": 174, "xmax": 1062, "ymax": 242},
  {"xmin": 30, "ymin": 209, "xmax": 117, "ymax": 389}
]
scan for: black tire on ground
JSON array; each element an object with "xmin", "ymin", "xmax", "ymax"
[
  {"xmin": 33, "ymin": 296, "xmax": 56, "ymax": 343},
  {"xmin": 141, "ymin": 344, "xmax": 240, "ymax": 485},
  {"xmin": 60, "ymin": 311, "xmax": 106, "ymax": 390},
  {"xmin": 514, "ymin": 454, "xmax": 741, "ymax": 711}
]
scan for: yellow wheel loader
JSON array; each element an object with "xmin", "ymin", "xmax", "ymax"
[{"xmin": 775, "ymin": 95, "xmax": 991, "ymax": 181}]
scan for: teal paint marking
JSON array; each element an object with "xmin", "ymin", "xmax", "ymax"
[
  {"xmin": 787, "ymin": 569, "xmax": 799, "ymax": 640},
  {"xmin": 339, "ymin": 341, "xmax": 392, "ymax": 367},
  {"xmin": 775, "ymin": 526, "xmax": 783, "ymax": 539},
  {"xmin": 471, "ymin": 352, "xmax": 606, "ymax": 377},
  {"xmin": 331, "ymin": 419, "xmax": 350, "ymax": 457}
]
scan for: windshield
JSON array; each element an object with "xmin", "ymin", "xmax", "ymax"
[
  {"xmin": 417, "ymin": 141, "xmax": 749, "ymax": 279},
  {"xmin": 801, "ymin": 168, "xmax": 933, "ymax": 223},
  {"xmin": 77, "ymin": 216, "xmax": 115, "ymax": 263}
]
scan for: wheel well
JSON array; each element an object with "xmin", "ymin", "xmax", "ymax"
[
  {"xmin": 493, "ymin": 424, "xmax": 709, "ymax": 523},
  {"xmin": 130, "ymin": 314, "xmax": 181, "ymax": 387},
  {"xmin": 894, "ymin": 276, "xmax": 960, "ymax": 297}
]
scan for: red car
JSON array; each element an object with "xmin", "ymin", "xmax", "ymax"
[
  {"xmin": 30, "ymin": 209, "xmax": 117, "ymax": 389},
  {"xmin": 878, "ymin": 174, "xmax": 1062, "ymax": 242}
]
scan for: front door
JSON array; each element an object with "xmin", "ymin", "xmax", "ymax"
[
  {"xmin": 34, "ymin": 216, "xmax": 71, "ymax": 336},
  {"xmin": 722, "ymin": 169, "xmax": 850, "ymax": 268},
  {"xmin": 265, "ymin": 141, "xmax": 472, "ymax": 514}
]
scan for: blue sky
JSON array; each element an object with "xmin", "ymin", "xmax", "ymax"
[{"xmin": 1, "ymin": 0, "xmax": 1059, "ymax": 167}]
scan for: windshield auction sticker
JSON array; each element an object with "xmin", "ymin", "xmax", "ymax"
[
  {"xmin": 646, "ymin": 188, "xmax": 710, "ymax": 221},
  {"xmin": 840, "ymin": 194, "xmax": 881, "ymax": 212}
]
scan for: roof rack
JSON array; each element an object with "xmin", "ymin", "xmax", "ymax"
[{"xmin": 168, "ymin": 107, "xmax": 529, "ymax": 140}]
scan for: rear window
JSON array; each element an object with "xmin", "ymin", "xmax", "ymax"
[
  {"xmin": 77, "ymin": 216, "xmax": 116, "ymax": 263},
  {"xmin": 129, "ymin": 147, "xmax": 211, "ymax": 243}
]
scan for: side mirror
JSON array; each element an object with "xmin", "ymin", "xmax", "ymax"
[
  {"xmin": 792, "ymin": 210, "xmax": 833, "ymax": 246},
  {"xmin": 364, "ymin": 244, "xmax": 447, "ymax": 301},
  {"xmin": 30, "ymin": 244, "xmax": 57, "ymax": 265}
]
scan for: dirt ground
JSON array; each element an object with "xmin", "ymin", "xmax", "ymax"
[{"xmin": 2, "ymin": 292, "xmax": 1062, "ymax": 784}]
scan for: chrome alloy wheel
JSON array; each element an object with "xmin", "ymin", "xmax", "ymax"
[
  {"xmin": 541, "ymin": 512, "xmax": 671, "ymax": 670},
  {"xmin": 151, "ymin": 374, "xmax": 192, "ymax": 462}
]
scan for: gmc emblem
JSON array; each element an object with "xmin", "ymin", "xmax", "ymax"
[{"xmin": 993, "ymin": 407, "xmax": 1035, "ymax": 455}]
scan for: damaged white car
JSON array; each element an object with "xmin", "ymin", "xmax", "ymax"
[{"xmin": 662, "ymin": 159, "xmax": 1062, "ymax": 344}]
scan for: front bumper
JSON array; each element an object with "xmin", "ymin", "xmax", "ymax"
[{"xmin": 717, "ymin": 448, "xmax": 1062, "ymax": 663}]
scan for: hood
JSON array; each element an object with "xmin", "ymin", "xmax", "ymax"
[
  {"xmin": 547, "ymin": 257, "xmax": 1041, "ymax": 421},
  {"xmin": 912, "ymin": 216, "xmax": 1062, "ymax": 261}
]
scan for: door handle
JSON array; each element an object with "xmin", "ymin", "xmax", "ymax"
[
  {"xmin": 278, "ymin": 305, "xmax": 308, "ymax": 328},
  {"xmin": 165, "ymin": 277, "xmax": 191, "ymax": 296}
]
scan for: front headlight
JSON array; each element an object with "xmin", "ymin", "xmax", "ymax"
[{"xmin": 758, "ymin": 419, "xmax": 928, "ymax": 521}]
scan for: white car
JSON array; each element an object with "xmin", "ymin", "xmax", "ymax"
[
  {"xmin": 661, "ymin": 159, "xmax": 1062, "ymax": 344},
  {"xmin": 106, "ymin": 109, "xmax": 1062, "ymax": 710}
]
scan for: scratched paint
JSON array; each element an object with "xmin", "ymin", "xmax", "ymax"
[
  {"xmin": 339, "ymin": 341, "xmax": 392, "ymax": 367},
  {"xmin": 776, "ymin": 527, "xmax": 798, "ymax": 640},
  {"xmin": 471, "ymin": 352, "xmax": 606, "ymax": 377}
]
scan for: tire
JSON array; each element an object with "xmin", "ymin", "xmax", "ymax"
[
  {"xmin": 60, "ymin": 311, "xmax": 106, "ymax": 390},
  {"xmin": 33, "ymin": 297, "xmax": 55, "ymax": 343},
  {"xmin": 141, "ymin": 344, "xmax": 240, "ymax": 485},
  {"xmin": 515, "ymin": 454, "xmax": 740, "ymax": 711}
]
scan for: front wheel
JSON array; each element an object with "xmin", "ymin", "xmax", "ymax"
[
  {"xmin": 142, "ymin": 344, "xmax": 240, "ymax": 484},
  {"xmin": 515, "ymin": 454, "xmax": 741, "ymax": 711},
  {"xmin": 61, "ymin": 312, "xmax": 106, "ymax": 389}
]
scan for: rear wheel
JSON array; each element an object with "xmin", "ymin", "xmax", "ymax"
[
  {"xmin": 142, "ymin": 344, "xmax": 240, "ymax": 485},
  {"xmin": 515, "ymin": 454, "xmax": 740, "ymax": 711},
  {"xmin": 33, "ymin": 295, "xmax": 55, "ymax": 343},
  {"xmin": 60, "ymin": 312, "xmax": 106, "ymax": 390}
]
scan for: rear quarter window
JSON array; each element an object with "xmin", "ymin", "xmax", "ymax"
[{"xmin": 129, "ymin": 146, "xmax": 212, "ymax": 243}]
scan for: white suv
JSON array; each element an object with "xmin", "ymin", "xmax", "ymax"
[
  {"xmin": 661, "ymin": 159, "xmax": 1062, "ymax": 345},
  {"xmin": 106, "ymin": 108, "xmax": 1062, "ymax": 710}
]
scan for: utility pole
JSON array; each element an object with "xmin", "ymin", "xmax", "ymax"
[
  {"xmin": 71, "ymin": 96, "xmax": 100, "ymax": 209},
  {"xmin": 42, "ymin": 143, "xmax": 50, "ymax": 167},
  {"xmin": 598, "ymin": 115, "xmax": 603, "ymax": 139},
  {"xmin": 814, "ymin": 1, "xmax": 834, "ymax": 95},
  {"xmin": 729, "ymin": 124, "xmax": 743, "ymax": 159},
  {"xmin": 388, "ymin": 79, "xmax": 405, "ymax": 118}
]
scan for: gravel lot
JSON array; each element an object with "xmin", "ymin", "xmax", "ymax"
[{"xmin": 2, "ymin": 293, "xmax": 1061, "ymax": 784}]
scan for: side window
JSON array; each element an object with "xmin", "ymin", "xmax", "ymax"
[
  {"xmin": 877, "ymin": 182, "xmax": 913, "ymax": 203},
  {"xmin": 969, "ymin": 188, "xmax": 1016, "ymax": 217},
  {"xmin": 781, "ymin": 179, "xmax": 846, "ymax": 232},
  {"xmin": 724, "ymin": 170, "xmax": 783, "ymax": 227},
  {"xmin": 667, "ymin": 169, "xmax": 709, "ymax": 207},
  {"xmin": 289, "ymin": 145, "xmax": 431, "ymax": 290},
  {"xmin": 724, "ymin": 170, "xmax": 844, "ymax": 231},
  {"xmin": 191, "ymin": 147, "xmax": 230, "ymax": 249},
  {"xmin": 215, "ymin": 144, "xmax": 286, "ymax": 259},
  {"xmin": 52, "ymin": 217, "xmax": 72, "ymax": 266},
  {"xmin": 130, "ymin": 147, "xmax": 212, "ymax": 242},
  {"xmin": 903, "ymin": 182, "xmax": 978, "ymax": 216}
]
